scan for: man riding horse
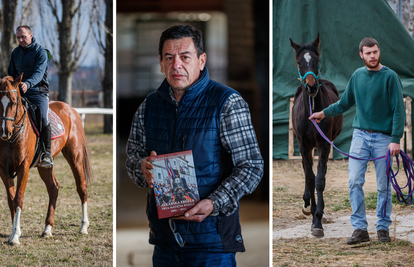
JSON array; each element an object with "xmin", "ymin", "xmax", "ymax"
[{"xmin": 8, "ymin": 25, "xmax": 53, "ymax": 168}]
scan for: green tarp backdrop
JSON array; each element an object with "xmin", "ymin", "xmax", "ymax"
[{"xmin": 273, "ymin": 0, "xmax": 414, "ymax": 159}]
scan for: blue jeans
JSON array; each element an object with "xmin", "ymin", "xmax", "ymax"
[
  {"xmin": 153, "ymin": 245, "xmax": 237, "ymax": 267},
  {"xmin": 348, "ymin": 129, "xmax": 392, "ymax": 232},
  {"xmin": 24, "ymin": 92, "xmax": 49, "ymax": 126}
]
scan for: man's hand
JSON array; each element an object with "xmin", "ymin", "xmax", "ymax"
[
  {"xmin": 388, "ymin": 143, "xmax": 400, "ymax": 156},
  {"xmin": 19, "ymin": 82, "xmax": 28, "ymax": 93},
  {"xmin": 141, "ymin": 151, "xmax": 156, "ymax": 188},
  {"xmin": 172, "ymin": 199, "xmax": 214, "ymax": 222},
  {"xmin": 309, "ymin": 111, "xmax": 325, "ymax": 123}
]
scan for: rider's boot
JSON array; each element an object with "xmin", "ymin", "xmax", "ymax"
[{"xmin": 41, "ymin": 123, "xmax": 53, "ymax": 168}]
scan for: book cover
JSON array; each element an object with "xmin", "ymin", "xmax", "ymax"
[{"xmin": 149, "ymin": 150, "xmax": 200, "ymax": 219}]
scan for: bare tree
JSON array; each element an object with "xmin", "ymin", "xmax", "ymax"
[
  {"xmin": 0, "ymin": 0, "xmax": 18, "ymax": 77},
  {"xmin": 93, "ymin": 0, "xmax": 112, "ymax": 134},
  {"xmin": 40, "ymin": 0, "xmax": 95, "ymax": 105}
]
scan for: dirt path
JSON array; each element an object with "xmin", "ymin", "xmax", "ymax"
[{"xmin": 273, "ymin": 159, "xmax": 414, "ymax": 267}]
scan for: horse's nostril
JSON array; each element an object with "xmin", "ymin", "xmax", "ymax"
[{"xmin": 8, "ymin": 132, "xmax": 12, "ymax": 138}]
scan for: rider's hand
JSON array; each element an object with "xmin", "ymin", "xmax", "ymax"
[{"xmin": 20, "ymin": 82, "xmax": 28, "ymax": 93}]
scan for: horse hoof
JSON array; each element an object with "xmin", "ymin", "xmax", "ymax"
[
  {"xmin": 8, "ymin": 239, "xmax": 20, "ymax": 246},
  {"xmin": 312, "ymin": 228, "xmax": 324, "ymax": 237},
  {"xmin": 79, "ymin": 223, "xmax": 89, "ymax": 235},
  {"xmin": 311, "ymin": 224, "xmax": 314, "ymax": 231},
  {"xmin": 41, "ymin": 225, "xmax": 53, "ymax": 238},
  {"xmin": 41, "ymin": 232, "xmax": 52, "ymax": 238},
  {"xmin": 302, "ymin": 204, "xmax": 311, "ymax": 216}
]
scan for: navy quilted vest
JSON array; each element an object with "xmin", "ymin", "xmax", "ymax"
[{"xmin": 144, "ymin": 68, "xmax": 245, "ymax": 252}]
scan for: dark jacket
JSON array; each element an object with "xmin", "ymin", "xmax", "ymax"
[
  {"xmin": 8, "ymin": 37, "xmax": 49, "ymax": 94},
  {"xmin": 144, "ymin": 68, "xmax": 245, "ymax": 252}
]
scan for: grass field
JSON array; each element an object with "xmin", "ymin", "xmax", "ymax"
[{"xmin": 0, "ymin": 115, "xmax": 113, "ymax": 266}]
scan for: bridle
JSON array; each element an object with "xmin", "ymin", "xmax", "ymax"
[
  {"xmin": 0, "ymin": 87, "xmax": 27, "ymax": 180},
  {"xmin": 0, "ymin": 89, "xmax": 26, "ymax": 144},
  {"xmin": 297, "ymin": 64, "xmax": 322, "ymax": 111}
]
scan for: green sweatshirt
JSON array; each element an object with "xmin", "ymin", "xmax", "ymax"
[{"xmin": 323, "ymin": 66, "xmax": 405, "ymax": 143}]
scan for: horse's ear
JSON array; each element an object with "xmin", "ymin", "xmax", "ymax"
[
  {"xmin": 289, "ymin": 38, "xmax": 301, "ymax": 52},
  {"xmin": 12, "ymin": 73, "xmax": 23, "ymax": 87},
  {"xmin": 312, "ymin": 34, "xmax": 320, "ymax": 50}
]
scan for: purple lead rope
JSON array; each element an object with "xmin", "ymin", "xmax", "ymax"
[{"xmin": 307, "ymin": 97, "xmax": 414, "ymax": 216}]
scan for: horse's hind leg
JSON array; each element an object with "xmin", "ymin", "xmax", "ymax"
[
  {"xmin": 62, "ymin": 148, "xmax": 89, "ymax": 234},
  {"xmin": 37, "ymin": 167, "xmax": 59, "ymax": 237},
  {"xmin": 302, "ymin": 183, "xmax": 311, "ymax": 215}
]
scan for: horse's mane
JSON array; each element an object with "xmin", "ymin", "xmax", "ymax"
[{"xmin": 295, "ymin": 43, "xmax": 320, "ymax": 60}]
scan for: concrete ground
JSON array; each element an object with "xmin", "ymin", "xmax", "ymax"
[{"xmin": 273, "ymin": 212, "xmax": 414, "ymax": 242}]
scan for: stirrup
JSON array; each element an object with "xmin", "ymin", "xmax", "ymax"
[{"xmin": 41, "ymin": 152, "xmax": 54, "ymax": 168}]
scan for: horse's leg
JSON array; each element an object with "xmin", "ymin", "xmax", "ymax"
[
  {"xmin": 8, "ymin": 168, "xmax": 30, "ymax": 246},
  {"xmin": 312, "ymin": 142, "xmax": 331, "ymax": 237},
  {"xmin": 302, "ymin": 183, "xmax": 311, "ymax": 215},
  {"xmin": 298, "ymin": 142, "xmax": 317, "ymax": 227},
  {"xmin": 61, "ymin": 148, "xmax": 89, "ymax": 234},
  {"xmin": 0, "ymin": 174, "xmax": 16, "ymax": 222},
  {"xmin": 37, "ymin": 167, "xmax": 59, "ymax": 237}
]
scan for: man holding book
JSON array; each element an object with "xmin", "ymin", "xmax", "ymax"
[{"xmin": 126, "ymin": 25, "xmax": 263, "ymax": 266}]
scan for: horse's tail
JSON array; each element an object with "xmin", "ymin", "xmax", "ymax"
[{"xmin": 82, "ymin": 133, "xmax": 93, "ymax": 186}]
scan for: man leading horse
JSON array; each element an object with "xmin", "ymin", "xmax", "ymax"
[
  {"xmin": 310, "ymin": 37, "xmax": 405, "ymax": 245},
  {"xmin": 8, "ymin": 25, "xmax": 53, "ymax": 168}
]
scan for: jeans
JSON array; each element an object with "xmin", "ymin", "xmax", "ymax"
[
  {"xmin": 348, "ymin": 129, "xmax": 392, "ymax": 232},
  {"xmin": 24, "ymin": 91, "xmax": 49, "ymax": 126},
  {"xmin": 153, "ymin": 245, "xmax": 237, "ymax": 267}
]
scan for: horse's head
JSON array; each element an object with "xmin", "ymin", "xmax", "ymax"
[
  {"xmin": 290, "ymin": 34, "xmax": 321, "ymax": 96},
  {"xmin": 0, "ymin": 74, "xmax": 23, "ymax": 141}
]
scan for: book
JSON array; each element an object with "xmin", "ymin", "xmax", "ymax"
[{"xmin": 149, "ymin": 150, "xmax": 200, "ymax": 219}]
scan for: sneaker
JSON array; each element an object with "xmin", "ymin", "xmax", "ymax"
[
  {"xmin": 41, "ymin": 152, "xmax": 54, "ymax": 168},
  {"xmin": 377, "ymin": 229, "xmax": 391, "ymax": 242},
  {"xmin": 347, "ymin": 229, "xmax": 370, "ymax": 245}
]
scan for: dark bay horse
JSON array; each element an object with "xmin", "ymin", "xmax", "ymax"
[
  {"xmin": 0, "ymin": 74, "xmax": 92, "ymax": 246},
  {"xmin": 290, "ymin": 35, "xmax": 343, "ymax": 237}
]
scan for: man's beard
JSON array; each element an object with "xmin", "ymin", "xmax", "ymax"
[{"xmin": 363, "ymin": 55, "xmax": 381, "ymax": 69}]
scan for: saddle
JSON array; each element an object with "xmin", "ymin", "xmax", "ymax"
[{"xmin": 21, "ymin": 97, "xmax": 65, "ymax": 169}]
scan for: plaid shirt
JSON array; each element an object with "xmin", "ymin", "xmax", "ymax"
[{"xmin": 126, "ymin": 90, "xmax": 264, "ymax": 216}]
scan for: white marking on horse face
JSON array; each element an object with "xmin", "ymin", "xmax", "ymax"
[
  {"xmin": 1, "ymin": 95, "xmax": 10, "ymax": 137},
  {"xmin": 304, "ymin": 52, "xmax": 312, "ymax": 66}
]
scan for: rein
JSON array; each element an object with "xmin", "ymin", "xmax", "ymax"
[{"xmin": 308, "ymin": 96, "xmax": 414, "ymax": 215}]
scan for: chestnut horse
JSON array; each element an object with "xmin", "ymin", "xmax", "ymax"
[
  {"xmin": 290, "ymin": 35, "xmax": 343, "ymax": 237},
  {"xmin": 0, "ymin": 74, "xmax": 92, "ymax": 246}
]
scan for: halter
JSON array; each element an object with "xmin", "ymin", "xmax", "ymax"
[
  {"xmin": 298, "ymin": 66, "xmax": 322, "ymax": 111},
  {"xmin": 0, "ymin": 89, "xmax": 26, "ymax": 143},
  {"xmin": 0, "ymin": 88, "xmax": 27, "ymax": 179}
]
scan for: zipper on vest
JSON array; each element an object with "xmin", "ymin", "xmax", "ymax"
[
  {"xmin": 182, "ymin": 134, "xmax": 187, "ymax": 151},
  {"xmin": 169, "ymin": 106, "xmax": 179, "ymax": 153}
]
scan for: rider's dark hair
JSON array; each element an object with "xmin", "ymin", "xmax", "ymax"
[
  {"xmin": 158, "ymin": 25, "xmax": 204, "ymax": 59},
  {"xmin": 16, "ymin": 25, "xmax": 32, "ymax": 34},
  {"xmin": 359, "ymin": 37, "xmax": 379, "ymax": 53}
]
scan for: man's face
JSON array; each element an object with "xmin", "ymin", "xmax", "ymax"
[
  {"xmin": 159, "ymin": 37, "xmax": 206, "ymax": 92},
  {"xmin": 16, "ymin": 28, "xmax": 33, "ymax": 48},
  {"xmin": 359, "ymin": 45, "xmax": 381, "ymax": 70}
]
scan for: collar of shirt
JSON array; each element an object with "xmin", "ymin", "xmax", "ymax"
[{"xmin": 168, "ymin": 86, "xmax": 179, "ymax": 107}]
